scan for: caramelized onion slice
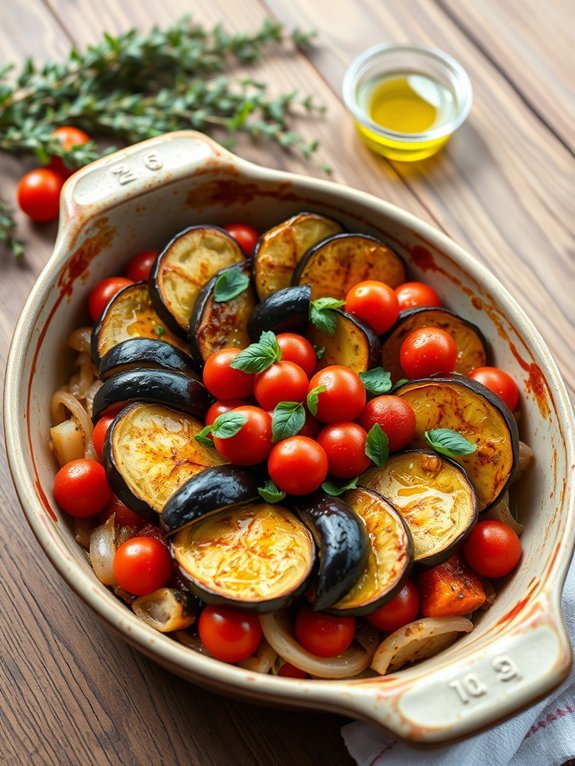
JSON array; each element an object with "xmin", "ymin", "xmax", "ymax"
[
  {"xmin": 237, "ymin": 639, "xmax": 278, "ymax": 673},
  {"xmin": 260, "ymin": 611, "xmax": 373, "ymax": 679},
  {"xmin": 371, "ymin": 616, "xmax": 473, "ymax": 675},
  {"xmin": 89, "ymin": 516, "xmax": 117, "ymax": 586},
  {"xmin": 132, "ymin": 588, "xmax": 195, "ymax": 633}
]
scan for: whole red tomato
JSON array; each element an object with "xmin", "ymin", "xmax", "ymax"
[
  {"xmin": 395, "ymin": 282, "xmax": 441, "ymax": 311},
  {"xmin": 317, "ymin": 422, "xmax": 371, "ymax": 479},
  {"xmin": 205, "ymin": 399, "xmax": 248, "ymax": 426},
  {"xmin": 88, "ymin": 277, "xmax": 134, "ymax": 323},
  {"xmin": 125, "ymin": 250, "xmax": 158, "ymax": 282},
  {"xmin": 202, "ymin": 348, "xmax": 254, "ymax": 400},
  {"xmin": 308, "ymin": 366, "xmax": 366, "ymax": 423},
  {"xmin": 213, "ymin": 405, "xmax": 272, "ymax": 465},
  {"xmin": 49, "ymin": 126, "xmax": 91, "ymax": 178},
  {"xmin": 276, "ymin": 333, "xmax": 317, "ymax": 378},
  {"xmin": 17, "ymin": 168, "xmax": 64, "ymax": 223},
  {"xmin": 468, "ymin": 366, "xmax": 519, "ymax": 411},
  {"xmin": 399, "ymin": 327, "xmax": 457, "ymax": 379},
  {"xmin": 358, "ymin": 395, "xmax": 416, "ymax": 452},
  {"xmin": 267, "ymin": 436, "xmax": 328, "ymax": 495},
  {"xmin": 113, "ymin": 536, "xmax": 172, "ymax": 595},
  {"xmin": 463, "ymin": 521, "xmax": 522, "ymax": 578},
  {"xmin": 254, "ymin": 361, "xmax": 308, "ymax": 411},
  {"xmin": 294, "ymin": 606, "xmax": 355, "ymax": 657},
  {"xmin": 365, "ymin": 582, "xmax": 420, "ymax": 632},
  {"xmin": 345, "ymin": 280, "xmax": 399, "ymax": 334},
  {"xmin": 224, "ymin": 223, "xmax": 259, "ymax": 256},
  {"xmin": 53, "ymin": 459, "xmax": 112, "ymax": 518},
  {"xmin": 199, "ymin": 605, "xmax": 262, "ymax": 663}
]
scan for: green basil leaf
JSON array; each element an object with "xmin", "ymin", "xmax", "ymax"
[
  {"xmin": 194, "ymin": 425, "xmax": 214, "ymax": 448},
  {"xmin": 393, "ymin": 378, "xmax": 409, "ymax": 389},
  {"xmin": 230, "ymin": 330, "xmax": 281, "ymax": 373},
  {"xmin": 272, "ymin": 401, "xmax": 306, "ymax": 443},
  {"xmin": 424, "ymin": 428, "xmax": 478, "ymax": 457},
  {"xmin": 214, "ymin": 269, "xmax": 250, "ymax": 302},
  {"xmin": 359, "ymin": 367, "xmax": 392, "ymax": 395},
  {"xmin": 309, "ymin": 297, "xmax": 345, "ymax": 337},
  {"xmin": 154, "ymin": 325, "xmax": 165, "ymax": 336},
  {"xmin": 211, "ymin": 411, "xmax": 247, "ymax": 439},
  {"xmin": 306, "ymin": 384, "xmax": 326, "ymax": 417},
  {"xmin": 258, "ymin": 480, "xmax": 286, "ymax": 504},
  {"xmin": 365, "ymin": 424, "xmax": 389, "ymax": 467},
  {"xmin": 321, "ymin": 477, "xmax": 359, "ymax": 497},
  {"xmin": 312, "ymin": 297, "xmax": 346, "ymax": 311}
]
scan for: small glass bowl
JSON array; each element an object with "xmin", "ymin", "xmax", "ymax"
[{"xmin": 342, "ymin": 43, "xmax": 473, "ymax": 162}]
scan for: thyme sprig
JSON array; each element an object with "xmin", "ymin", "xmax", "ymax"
[{"xmin": 0, "ymin": 16, "xmax": 325, "ymax": 258}]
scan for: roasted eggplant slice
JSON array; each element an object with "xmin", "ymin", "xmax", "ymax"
[
  {"xmin": 395, "ymin": 375, "xmax": 519, "ymax": 510},
  {"xmin": 99, "ymin": 338, "xmax": 195, "ymax": 380},
  {"xmin": 329, "ymin": 487, "xmax": 413, "ymax": 616},
  {"xmin": 150, "ymin": 226, "xmax": 246, "ymax": 335},
  {"xmin": 188, "ymin": 262, "xmax": 256, "ymax": 365},
  {"xmin": 248, "ymin": 285, "xmax": 311, "ymax": 340},
  {"xmin": 381, "ymin": 307, "xmax": 488, "ymax": 381},
  {"xmin": 307, "ymin": 309, "xmax": 380, "ymax": 372},
  {"xmin": 91, "ymin": 282, "xmax": 188, "ymax": 366},
  {"xmin": 294, "ymin": 233, "xmax": 406, "ymax": 300},
  {"xmin": 360, "ymin": 451, "xmax": 477, "ymax": 566},
  {"xmin": 171, "ymin": 503, "xmax": 315, "ymax": 613},
  {"xmin": 253, "ymin": 212, "xmax": 343, "ymax": 299},
  {"xmin": 104, "ymin": 402, "xmax": 226, "ymax": 518},
  {"xmin": 92, "ymin": 369, "xmax": 210, "ymax": 423},
  {"xmin": 291, "ymin": 493, "xmax": 369, "ymax": 611},
  {"xmin": 161, "ymin": 466, "xmax": 260, "ymax": 534}
]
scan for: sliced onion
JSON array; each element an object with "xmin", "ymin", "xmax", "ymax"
[
  {"xmin": 237, "ymin": 639, "xmax": 277, "ymax": 673},
  {"xmin": 67, "ymin": 326, "xmax": 92, "ymax": 353},
  {"xmin": 50, "ymin": 390, "xmax": 98, "ymax": 461},
  {"xmin": 371, "ymin": 616, "xmax": 473, "ymax": 676},
  {"xmin": 516, "ymin": 441, "xmax": 534, "ymax": 482},
  {"xmin": 73, "ymin": 516, "xmax": 97, "ymax": 549},
  {"xmin": 50, "ymin": 418, "xmax": 85, "ymax": 467},
  {"xmin": 483, "ymin": 492, "xmax": 525, "ymax": 536},
  {"xmin": 69, "ymin": 354, "xmax": 98, "ymax": 401},
  {"xmin": 260, "ymin": 611, "xmax": 372, "ymax": 679},
  {"xmin": 132, "ymin": 588, "xmax": 195, "ymax": 633},
  {"xmin": 89, "ymin": 515, "xmax": 117, "ymax": 586},
  {"xmin": 85, "ymin": 380, "xmax": 103, "ymax": 419}
]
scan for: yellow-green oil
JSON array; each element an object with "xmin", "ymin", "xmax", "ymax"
[{"xmin": 355, "ymin": 72, "xmax": 457, "ymax": 161}]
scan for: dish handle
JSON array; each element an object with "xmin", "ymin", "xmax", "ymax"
[
  {"xmin": 58, "ymin": 131, "xmax": 238, "ymax": 226},
  {"xmin": 348, "ymin": 590, "xmax": 572, "ymax": 744}
]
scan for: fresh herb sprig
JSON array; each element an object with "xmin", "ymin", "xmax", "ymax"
[{"xmin": 0, "ymin": 16, "xmax": 325, "ymax": 258}]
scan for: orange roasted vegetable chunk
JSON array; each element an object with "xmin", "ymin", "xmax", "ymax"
[{"xmin": 418, "ymin": 555, "xmax": 486, "ymax": 618}]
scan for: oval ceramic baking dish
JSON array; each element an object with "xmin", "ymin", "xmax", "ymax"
[{"xmin": 4, "ymin": 131, "xmax": 574, "ymax": 745}]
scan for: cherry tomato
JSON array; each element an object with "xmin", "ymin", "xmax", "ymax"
[
  {"xmin": 48, "ymin": 126, "xmax": 91, "ymax": 178},
  {"xmin": 395, "ymin": 281, "xmax": 441, "ymax": 311},
  {"xmin": 17, "ymin": 168, "xmax": 64, "ymax": 223},
  {"xmin": 125, "ymin": 250, "xmax": 158, "ymax": 282},
  {"xmin": 92, "ymin": 415, "xmax": 115, "ymax": 458},
  {"xmin": 365, "ymin": 581, "xmax": 420, "ymax": 632},
  {"xmin": 463, "ymin": 521, "xmax": 522, "ymax": 578},
  {"xmin": 224, "ymin": 223, "xmax": 259, "ymax": 256},
  {"xmin": 345, "ymin": 280, "xmax": 399, "ymax": 334},
  {"xmin": 254, "ymin": 361, "xmax": 309, "ymax": 411},
  {"xmin": 294, "ymin": 606, "xmax": 355, "ymax": 657},
  {"xmin": 199, "ymin": 605, "xmax": 262, "ymax": 663},
  {"xmin": 317, "ymin": 422, "xmax": 371, "ymax": 479},
  {"xmin": 308, "ymin": 366, "xmax": 366, "ymax": 423},
  {"xmin": 399, "ymin": 327, "xmax": 457, "ymax": 379},
  {"xmin": 113, "ymin": 536, "xmax": 172, "ymax": 596},
  {"xmin": 277, "ymin": 333, "xmax": 317, "ymax": 378},
  {"xmin": 202, "ymin": 348, "xmax": 254, "ymax": 400},
  {"xmin": 205, "ymin": 399, "xmax": 247, "ymax": 426},
  {"xmin": 99, "ymin": 494, "xmax": 145, "ymax": 528},
  {"xmin": 277, "ymin": 662, "xmax": 309, "ymax": 679},
  {"xmin": 358, "ymin": 395, "xmax": 416, "ymax": 452},
  {"xmin": 88, "ymin": 277, "xmax": 134, "ymax": 323},
  {"xmin": 468, "ymin": 366, "xmax": 520, "ymax": 411},
  {"xmin": 267, "ymin": 436, "xmax": 328, "ymax": 495},
  {"xmin": 299, "ymin": 410, "xmax": 321, "ymax": 439},
  {"xmin": 53, "ymin": 459, "xmax": 112, "ymax": 518},
  {"xmin": 213, "ymin": 405, "xmax": 272, "ymax": 466}
]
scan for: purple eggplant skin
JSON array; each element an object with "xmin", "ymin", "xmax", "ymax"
[
  {"xmin": 291, "ymin": 493, "xmax": 369, "ymax": 611},
  {"xmin": 92, "ymin": 368, "xmax": 210, "ymax": 423},
  {"xmin": 98, "ymin": 338, "xmax": 197, "ymax": 380},
  {"xmin": 248, "ymin": 284, "xmax": 311, "ymax": 340},
  {"xmin": 161, "ymin": 466, "xmax": 260, "ymax": 534}
]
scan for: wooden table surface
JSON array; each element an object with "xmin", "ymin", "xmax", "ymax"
[{"xmin": 0, "ymin": 1, "xmax": 573, "ymax": 764}]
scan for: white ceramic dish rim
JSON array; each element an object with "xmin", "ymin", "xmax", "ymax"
[{"xmin": 5, "ymin": 131, "xmax": 574, "ymax": 745}]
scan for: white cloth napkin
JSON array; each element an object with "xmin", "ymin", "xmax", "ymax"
[{"xmin": 342, "ymin": 556, "xmax": 575, "ymax": 766}]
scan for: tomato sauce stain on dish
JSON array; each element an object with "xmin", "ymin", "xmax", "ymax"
[
  {"xmin": 35, "ymin": 479, "xmax": 57, "ymax": 521},
  {"xmin": 509, "ymin": 342, "xmax": 551, "ymax": 418},
  {"xmin": 496, "ymin": 579, "xmax": 539, "ymax": 627},
  {"xmin": 58, "ymin": 219, "xmax": 115, "ymax": 297}
]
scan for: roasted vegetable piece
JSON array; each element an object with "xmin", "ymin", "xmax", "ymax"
[
  {"xmin": 248, "ymin": 285, "xmax": 311, "ymax": 339},
  {"xmin": 188, "ymin": 261, "xmax": 257, "ymax": 366},
  {"xmin": 253, "ymin": 212, "xmax": 343, "ymax": 299},
  {"xmin": 161, "ymin": 466, "xmax": 260, "ymax": 534},
  {"xmin": 291, "ymin": 493, "xmax": 369, "ymax": 611},
  {"xmin": 92, "ymin": 368, "xmax": 210, "ymax": 423},
  {"xmin": 150, "ymin": 226, "xmax": 246, "ymax": 335},
  {"xmin": 104, "ymin": 403, "xmax": 226, "ymax": 519},
  {"xmin": 91, "ymin": 282, "xmax": 188, "ymax": 366},
  {"xmin": 329, "ymin": 487, "xmax": 413, "ymax": 616},
  {"xmin": 294, "ymin": 233, "xmax": 406, "ymax": 300},
  {"xmin": 132, "ymin": 588, "xmax": 196, "ymax": 632},
  {"xmin": 418, "ymin": 555, "xmax": 486, "ymax": 618},
  {"xmin": 381, "ymin": 307, "xmax": 488, "ymax": 382},
  {"xmin": 395, "ymin": 375, "xmax": 519, "ymax": 510},
  {"xmin": 98, "ymin": 338, "xmax": 196, "ymax": 380},
  {"xmin": 171, "ymin": 503, "xmax": 315, "ymax": 612},
  {"xmin": 360, "ymin": 450, "xmax": 477, "ymax": 566},
  {"xmin": 307, "ymin": 309, "xmax": 380, "ymax": 373}
]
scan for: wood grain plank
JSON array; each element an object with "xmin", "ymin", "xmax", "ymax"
[
  {"xmin": 439, "ymin": 0, "xmax": 575, "ymax": 152},
  {"xmin": 264, "ymin": 0, "xmax": 575, "ymax": 393}
]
